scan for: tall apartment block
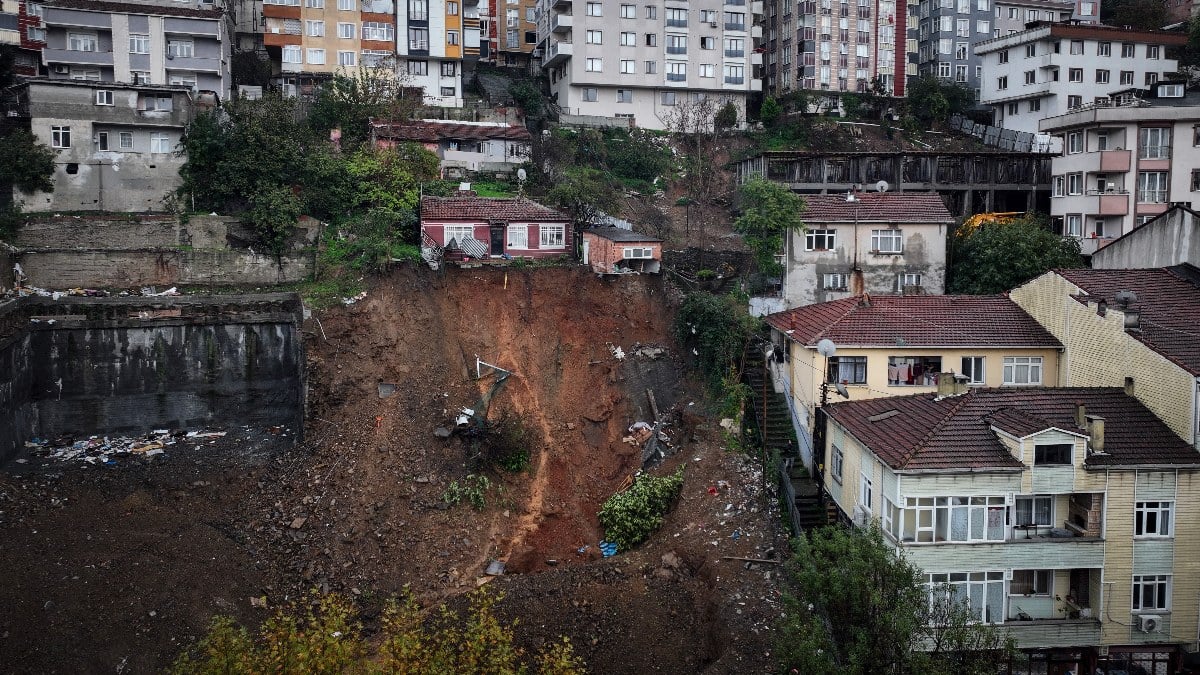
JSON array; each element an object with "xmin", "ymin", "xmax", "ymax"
[
  {"xmin": 916, "ymin": 0, "xmax": 1096, "ymax": 101},
  {"xmin": 482, "ymin": 0, "xmax": 538, "ymax": 67},
  {"xmin": 761, "ymin": 0, "xmax": 914, "ymax": 98},
  {"xmin": 260, "ymin": 0, "xmax": 399, "ymax": 82},
  {"xmin": 38, "ymin": 0, "xmax": 232, "ymax": 96},
  {"xmin": 535, "ymin": 0, "xmax": 763, "ymax": 130},
  {"xmin": 395, "ymin": 0, "xmax": 464, "ymax": 106}
]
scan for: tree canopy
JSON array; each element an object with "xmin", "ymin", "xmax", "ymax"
[
  {"xmin": 308, "ymin": 67, "xmax": 424, "ymax": 152},
  {"xmin": 0, "ymin": 129, "xmax": 56, "ymax": 196},
  {"xmin": 1101, "ymin": 0, "xmax": 1168, "ymax": 30},
  {"xmin": 778, "ymin": 524, "xmax": 1012, "ymax": 675},
  {"xmin": 948, "ymin": 214, "xmax": 1084, "ymax": 294},
  {"xmin": 905, "ymin": 76, "xmax": 975, "ymax": 126},
  {"xmin": 546, "ymin": 166, "xmax": 622, "ymax": 229},
  {"xmin": 733, "ymin": 177, "xmax": 806, "ymax": 276}
]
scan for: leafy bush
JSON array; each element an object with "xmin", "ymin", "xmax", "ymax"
[
  {"xmin": 321, "ymin": 207, "xmax": 418, "ymax": 274},
  {"xmin": 674, "ymin": 292, "xmax": 760, "ymax": 388},
  {"xmin": 597, "ymin": 467, "xmax": 685, "ymax": 551},
  {"xmin": 442, "ymin": 474, "xmax": 491, "ymax": 510},
  {"xmin": 170, "ymin": 589, "xmax": 586, "ymax": 674}
]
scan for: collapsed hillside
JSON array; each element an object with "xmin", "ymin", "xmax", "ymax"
[{"xmin": 0, "ymin": 265, "xmax": 785, "ymax": 674}]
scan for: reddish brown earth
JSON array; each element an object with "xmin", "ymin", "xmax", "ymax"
[{"xmin": 0, "ymin": 266, "xmax": 785, "ymax": 674}]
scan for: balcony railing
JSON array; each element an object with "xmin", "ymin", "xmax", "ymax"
[
  {"xmin": 725, "ymin": 75, "xmax": 744, "ymax": 84},
  {"xmin": 666, "ymin": 18, "xmax": 687, "ymax": 26},
  {"xmin": 666, "ymin": 72, "xmax": 686, "ymax": 81},
  {"xmin": 1138, "ymin": 189, "xmax": 1167, "ymax": 203},
  {"xmin": 666, "ymin": 45, "xmax": 686, "ymax": 54},
  {"xmin": 1138, "ymin": 144, "xmax": 1170, "ymax": 160},
  {"xmin": 725, "ymin": 48, "xmax": 744, "ymax": 57},
  {"xmin": 726, "ymin": 21, "xmax": 745, "ymax": 30}
]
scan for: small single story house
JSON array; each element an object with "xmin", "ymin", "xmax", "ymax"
[
  {"xmin": 581, "ymin": 227, "xmax": 663, "ymax": 274},
  {"xmin": 420, "ymin": 195, "xmax": 572, "ymax": 263},
  {"xmin": 372, "ymin": 120, "xmax": 531, "ymax": 175}
]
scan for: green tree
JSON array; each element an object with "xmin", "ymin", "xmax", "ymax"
[
  {"xmin": 948, "ymin": 215, "xmax": 1084, "ymax": 294},
  {"xmin": 905, "ymin": 75, "xmax": 973, "ymax": 126},
  {"xmin": 779, "ymin": 524, "xmax": 1012, "ymax": 675},
  {"xmin": 547, "ymin": 166, "xmax": 622, "ymax": 229},
  {"xmin": 244, "ymin": 182, "xmax": 303, "ymax": 255},
  {"xmin": 714, "ymin": 101, "xmax": 739, "ymax": 132},
  {"xmin": 308, "ymin": 67, "xmax": 423, "ymax": 151},
  {"xmin": 1182, "ymin": 16, "xmax": 1200, "ymax": 67},
  {"xmin": 733, "ymin": 177, "xmax": 806, "ymax": 276},
  {"xmin": 759, "ymin": 96, "xmax": 782, "ymax": 128},
  {"xmin": 1102, "ymin": 0, "xmax": 1168, "ymax": 30},
  {"xmin": 171, "ymin": 589, "xmax": 585, "ymax": 674},
  {"xmin": 674, "ymin": 291, "xmax": 759, "ymax": 388},
  {"xmin": 0, "ymin": 129, "xmax": 56, "ymax": 197},
  {"xmin": 346, "ymin": 144, "xmax": 439, "ymax": 213},
  {"xmin": 509, "ymin": 79, "xmax": 545, "ymax": 120}
]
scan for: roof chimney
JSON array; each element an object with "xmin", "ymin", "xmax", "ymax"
[
  {"xmin": 1075, "ymin": 402, "xmax": 1086, "ymax": 429},
  {"xmin": 1122, "ymin": 309, "xmax": 1140, "ymax": 331},
  {"xmin": 1086, "ymin": 414, "xmax": 1105, "ymax": 454},
  {"xmin": 936, "ymin": 372, "xmax": 968, "ymax": 399},
  {"xmin": 1124, "ymin": 376, "xmax": 1135, "ymax": 397}
]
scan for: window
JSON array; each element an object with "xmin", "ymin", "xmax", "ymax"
[
  {"xmin": 660, "ymin": 91, "xmax": 675, "ymax": 105},
  {"xmin": 1024, "ymin": 70, "xmax": 1035, "ymax": 85},
  {"xmin": 724, "ymin": 10, "xmax": 745, "ymax": 29},
  {"xmin": 828, "ymin": 356, "xmax": 866, "ymax": 385},
  {"xmin": 1067, "ymin": 173, "xmax": 1082, "ymax": 195},
  {"xmin": 1067, "ymin": 95, "xmax": 1082, "ymax": 109},
  {"xmin": 440, "ymin": 86, "xmax": 455, "ymax": 97},
  {"xmin": 95, "ymin": 131, "xmax": 109, "ymax": 151},
  {"xmin": 1068, "ymin": 68, "xmax": 1082, "ymax": 83},
  {"xmin": 338, "ymin": 50, "xmax": 356, "ymax": 66},
  {"xmin": 645, "ymin": 5, "xmax": 656, "ymax": 19},
  {"xmin": 446, "ymin": 30, "xmax": 458, "ymax": 45},
  {"xmin": 407, "ymin": 60, "xmax": 428, "ymax": 75},
  {"xmin": 1121, "ymin": 43, "xmax": 1134, "ymax": 58},
  {"xmin": 998, "ymin": 50, "xmax": 1008, "ymax": 64},
  {"xmin": 364, "ymin": 22, "xmax": 395, "ymax": 41},
  {"xmin": 338, "ymin": 0, "xmax": 354, "ymax": 9},
  {"xmin": 51, "ymin": 125, "xmax": 70, "ymax": 148},
  {"xmin": 1069, "ymin": 40, "xmax": 1083, "ymax": 55},
  {"xmin": 888, "ymin": 356, "xmax": 941, "ymax": 386},
  {"xmin": 149, "ymin": 133, "xmax": 171, "ymax": 154},
  {"xmin": 1145, "ymin": 72, "xmax": 1158, "ymax": 86},
  {"xmin": 1133, "ymin": 575, "xmax": 1171, "ymax": 612},
  {"xmin": 27, "ymin": 1, "xmax": 43, "ymax": 17},
  {"xmin": 616, "ymin": 89, "xmax": 632, "ymax": 103},
  {"xmin": 1014, "ymin": 495, "xmax": 1053, "ymax": 527},
  {"xmin": 620, "ymin": 59, "xmax": 635, "ymax": 74},
  {"xmin": 667, "ymin": 33, "xmax": 686, "ymax": 54},
  {"xmin": 408, "ymin": 0, "xmax": 428, "ymax": 19},
  {"xmin": 306, "ymin": 48, "xmax": 326, "ymax": 64},
  {"xmin": 1135, "ymin": 501, "xmax": 1173, "ymax": 537},
  {"xmin": 724, "ymin": 64, "xmax": 744, "ymax": 84},
  {"xmin": 870, "ymin": 229, "xmax": 902, "ymax": 253},
  {"xmin": 1011, "ymin": 570, "xmax": 1052, "ymax": 596},
  {"xmin": 27, "ymin": 26, "xmax": 46, "ymax": 42},
  {"xmin": 585, "ymin": 57, "xmax": 602, "ymax": 72},
  {"xmin": 338, "ymin": 22, "xmax": 355, "ymax": 38},
  {"xmin": 1094, "ymin": 69, "xmax": 1110, "ymax": 84},
  {"xmin": 976, "ymin": 20, "xmax": 988, "ymax": 34},
  {"xmin": 1034, "ymin": 444, "xmax": 1071, "ymax": 465},
  {"xmin": 1067, "ymin": 132, "xmax": 1083, "ymax": 154},
  {"xmin": 1139, "ymin": 128, "xmax": 1170, "ymax": 160},
  {"xmin": 1192, "ymin": 169, "xmax": 1200, "ymax": 192},
  {"xmin": 129, "ymin": 34, "xmax": 150, "ymax": 54},
  {"xmin": 540, "ymin": 225, "xmax": 565, "ymax": 248},
  {"xmin": 903, "ymin": 497, "xmax": 1007, "ymax": 543},
  {"xmin": 666, "ymin": 7, "xmax": 687, "ymax": 26},
  {"xmin": 831, "ymin": 446, "xmax": 844, "ymax": 483},
  {"xmin": 1053, "ymin": 175, "xmax": 1064, "ymax": 197},
  {"xmin": 586, "ymin": 29, "xmax": 602, "ymax": 44},
  {"xmin": 699, "ymin": 63, "xmax": 715, "ymax": 78},
  {"xmin": 667, "ymin": 61, "xmax": 686, "ymax": 81},
  {"xmin": 806, "ymin": 229, "xmax": 836, "ymax": 250},
  {"xmin": 1065, "ymin": 214, "xmax": 1082, "ymax": 237},
  {"xmin": 1138, "ymin": 171, "xmax": 1169, "ymax": 203},
  {"xmin": 118, "ymin": 132, "xmax": 133, "ymax": 149},
  {"xmin": 896, "ymin": 273, "xmax": 922, "ymax": 290},
  {"xmin": 1097, "ymin": 41, "xmax": 1110, "ymax": 56},
  {"xmin": 997, "ymin": 75, "xmax": 1007, "ymax": 90},
  {"xmin": 68, "ymin": 32, "xmax": 98, "ymax": 52},
  {"xmin": 960, "ymin": 356, "xmax": 984, "ymax": 385},
  {"xmin": 620, "ymin": 31, "xmax": 636, "ymax": 46},
  {"xmin": 1003, "ymin": 356, "xmax": 1042, "ymax": 385},
  {"xmin": 645, "ymin": 60, "xmax": 657, "ymax": 74},
  {"xmin": 447, "ymin": 1, "xmax": 458, "ymax": 14},
  {"xmin": 724, "ymin": 37, "xmax": 745, "ymax": 57},
  {"xmin": 306, "ymin": 20, "xmax": 325, "ymax": 37},
  {"xmin": 587, "ymin": 1, "xmax": 603, "ymax": 15},
  {"xmin": 1120, "ymin": 70, "xmax": 1134, "ymax": 86},
  {"xmin": 95, "ymin": 90, "xmax": 113, "ymax": 106},
  {"xmin": 307, "ymin": 0, "xmax": 324, "ymax": 7},
  {"xmin": 441, "ymin": 61, "xmax": 456, "ymax": 76},
  {"xmin": 168, "ymin": 73, "xmax": 195, "ymax": 90},
  {"xmin": 860, "ymin": 473, "xmax": 873, "ymax": 510},
  {"xmin": 823, "ymin": 273, "xmax": 847, "ymax": 290},
  {"xmin": 1028, "ymin": 99, "xmax": 1041, "ymax": 113},
  {"xmin": 282, "ymin": 45, "xmax": 302, "ymax": 63},
  {"xmin": 1147, "ymin": 45, "xmax": 1160, "ymax": 59},
  {"xmin": 582, "ymin": 87, "xmax": 597, "ymax": 102},
  {"xmin": 167, "ymin": 39, "xmax": 194, "ymax": 58},
  {"xmin": 1025, "ymin": 44, "xmax": 1035, "ymax": 58},
  {"xmin": 700, "ymin": 8, "xmax": 717, "ymax": 22}
]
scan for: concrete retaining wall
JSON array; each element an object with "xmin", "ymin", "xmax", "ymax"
[{"xmin": 0, "ymin": 293, "xmax": 305, "ymax": 462}]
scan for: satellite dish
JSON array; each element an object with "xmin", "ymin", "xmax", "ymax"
[
  {"xmin": 835, "ymin": 382, "xmax": 850, "ymax": 399},
  {"xmin": 517, "ymin": 168, "xmax": 527, "ymax": 182},
  {"xmin": 875, "ymin": 180, "xmax": 890, "ymax": 192},
  {"xmin": 817, "ymin": 339, "xmax": 837, "ymax": 357}
]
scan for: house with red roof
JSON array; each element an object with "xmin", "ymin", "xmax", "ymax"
[
  {"xmin": 822, "ymin": 386, "xmax": 1200, "ymax": 672},
  {"xmin": 1011, "ymin": 265, "xmax": 1200, "ymax": 450},
  {"xmin": 372, "ymin": 120, "xmax": 531, "ymax": 176},
  {"xmin": 419, "ymin": 194, "xmax": 572, "ymax": 266},
  {"xmin": 764, "ymin": 295, "xmax": 1063, "ymax": 472},
  {"xmin": 782, "ymin": 192, "xmax": 954, "ymax": 308}
]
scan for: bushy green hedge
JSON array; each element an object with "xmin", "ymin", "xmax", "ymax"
[{"xmin": 598, "ymin": 467, "xmax": 685, "ymax": 551}]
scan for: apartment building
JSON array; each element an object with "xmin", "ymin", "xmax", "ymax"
[
  {"xmin": 396, "ymin": 0, "xmax": 464, "ymax": 106},
  {"xmin": 10, "ymin": 77, "xmax": 193, "ymax": 211},
  {"xmin": 482, "ymin": 0, "xmax": 538, "ymax": 67},
  {"xmin": 822, "ymin": 386, "xmax": 1200, "ymax": 671},
  {"xmin": 262, "ymin": 0, "xmax": 399, "ymax": 81},
  {"xmin": 535, "ymin": 0, "xmax": 762, "ymax": 129},
  {"xmin": 17, "ymin": 0, "xmax": 48, "ymax": 76},
  {"xmin": 915, "ymin": 0, "xmax": 1094, "ymax": 100},
  {"xmin": 1039, "ymin": 81, "xmax": 1199, "ymax": 251},
  {"xmin": 39, "ymin": 0, "xmax": 231, "ymax": 96},
  {"xmin": 2, "ymin": 0, "xmax": 19, "ymax": 45},
  {"xmin": 975, "ymin": 23, "xmax": 1184, "ymax": 134}
]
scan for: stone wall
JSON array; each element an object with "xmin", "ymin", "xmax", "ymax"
[{"xmin": 0, "ymin": 293, "xmax": 305, "ymax": 462}]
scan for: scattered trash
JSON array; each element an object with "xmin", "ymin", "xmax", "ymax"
[
  {"xmin": 250, "ymin": 596, "xmax": 268, "ymax": 608},
  {"xmin": 433, "ymin": 427, "xmax": 453, "ymax": 438},
  {"xmin": 377, "ymin": 382, "xmax": 397, "ymax": 399},
  {"xmin": 21, "ymin": 427, "xmax": 246, "ymax": 465},
  {"xmin": 599, "ymin": 541, "xmax": 618, "ymax": 557},
  {"xmin": 342, "ymin": 291, "xmax": 368, "ymax": 305},
  {"xmin": 485, "ymin": 560, "xmax": 506, "ymax": 576},
  {"xmin": 608, "ymin": 344, "xmax": 626, "ymax": 360}
]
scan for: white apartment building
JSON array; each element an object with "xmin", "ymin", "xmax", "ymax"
[
  {"xmin": 975, "ymin": 23, "xmax": 1184, "ymax": 135},
  {"xmin": 396, "ymin": 0, "xmax": 465, "ymax": 106},
  {"xmin": 535, "ymin": 0, "xmax": 762, "ymax": 130},
  {"xmin": 1041, "ymin": 81, "xmax": 1200, "ymax": 256}
]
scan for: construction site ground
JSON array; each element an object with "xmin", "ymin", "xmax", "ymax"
[{"xmin": 0, "ymin": 266, "xmax": 787, "ymax": 674}]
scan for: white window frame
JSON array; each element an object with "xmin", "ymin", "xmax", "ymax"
[
  {"xmin": 805, "ymin": 228, "xmax": 836, "ymax": 251},
  {"xmin": 585, "ymin": 57, "xmax": 602, "ymax": 72},
  {"xmin": 620, "ymin": 59, "xmax": 635, "ymax": 74},
  {"xmin": 619, "ymin": 3, "xmax": 634, "ymax": 17},
  {"xmin": 166, "ymin": 38, "xmax": 194, "ymax": 58},
  {"xmin": 1135, "ymin": 501, "xmax": 1173, "ymax": 538},
  {"xmin": 587, "ymin": 1, "xmax": 603, "ymax": 15},
  {"xmin": 96, "ymin": 131, "xmax": 109, "ymax": 151},
  {"xmin": 870, "ymin": 228, "xmax": 903, "ymax": 253},
  {"xmin": 68, "ymin": 32, "xmax": 98, "ymax": 52},
  {"xmin": 1133, "ymin": 575, "xmax": 1171, "ymax": 612},
  {"xmin": 897, "ymin": 273, "xmax": 921, "ymax": 290},
  {"xmin": 282, "ymin": 45, "xmax": 302, "ymax": 63},
  {"xmin": 823, "ymin": 273, "xmax": 847, "ymax": 290},
  {"xmin": 1002, "ymin": 356, "xmax": 1042, "ymax": 386},
  {"xmin": 960, "ymin": 356, "xmax": 985, "ymax": 385},
  {"xmin": 507, "ymin": 224, "xmax": 529, "ymax": 249},
  {"xmin": 623, "ymin": 247, "xmax": 653, "ymax": 259},
  {"xmin": 444, "ymin": 225, "xmax": 475, "ymax": 245},
  {"xmin": 338, "ymin": 22, "xmax": 355, "ymax": 38},
  {"xmin": 306, "ymin": 48, "xmax": 326, "ymax": 65},
  {"xmin": 95, "ymin": 90, "xmax": 113, "ymax": 106},
  {"xmin": 831, "ymin": 446, "xmax": 844, "ymax": 483},
  {"xmin": 306, "ymin": 19, "xmax": 325, "ymax": 36},
  {"xmin": 51, "ymin": 125, "xmax": 71, "ymax": 148},
  {"xmin": 338, "ymin": 0, "xmax": 355, "ymax": 9},
  {"xmin": 539, "ymin": 224, "xmax": 566, "ymax": 248},
  {"xmin": 338, "ymin": 50, "xmax": 356, "ymax": 66},
  {"xmin": 859, "ymin": 472, "xmax": 873, "ymax": 510},
  {"xmin": 586, "ymin": 29, "xmax": 602, "ymax": 44},
  {"xmin": 129, "ymin": 33, "xmax": 150, "ymax": 54},
  {"xmin": 150, "ymin": 133, "xmax": 171, "ymax": 154},
  {"xmin": 119, "ymin": 131, "xmax": 134, "ymax": 149}
]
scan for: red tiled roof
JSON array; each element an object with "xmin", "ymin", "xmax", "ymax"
[
  {"xmin": 800, "ymin": 192, "xmax": 955, "ymax": 224},
  {"xmin": 765, "ymin": 295, "xmax": 1062, "ymax": 348},
  {"xmin": 985, "ymin": 408, "xmax": 1060, "ymax": 438},
  {"xmin": 373, "ymin": 122, "xmax": 531, "ymax": 143},
  {"xmin": 825, "ymin": 388, "xmax": 1200, "ymax": 471},
  {"xmin": 1053, "ymin": 265, "xmax": 1200, "ymax": 376},
  {"xmin": 47, "ymin": 0, "xmax": 223, "ymax": 18},
  {"xmin": 420, "ymin": 196, "xmax": 568, "ymax": 222}
]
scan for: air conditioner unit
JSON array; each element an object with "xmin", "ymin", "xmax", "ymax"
[
  {"xmin": 1136, "ymin": 615, "xmax": 1162, "ymax": 633},
  {"xmin": 53, "ymin": 65, "xmax": 70, "ymax": 74},
  {"xmin": 710, "ymin": 20, "xmax": 718, "ymax": 27}
]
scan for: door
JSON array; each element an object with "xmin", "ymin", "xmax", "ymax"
[{"xmin": 489, "ymin": 223, "xmax": 505, "ymax": 255}]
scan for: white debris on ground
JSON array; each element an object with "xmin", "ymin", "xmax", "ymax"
[{"xmin": 21, "ymin": 427, "xmax": 289, "ymax": 465}]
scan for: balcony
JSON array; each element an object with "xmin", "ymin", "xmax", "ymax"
[
  {"xmin": 552, "ymin": 0, "xmax": 571, "ymax": 8},
  {"xmin": 43, "ymin": 47, "xmax": 113, "ymax": 67},
  {"xmin": 550, "ymin": 13, "xmax": 572, "ymax": 32},
  {"xmin": 542, "ymin": 39, "xmax": 572, "ymax": 67},
  {"xmin": 725, "ymin": 21, "xmax": 745, "ymax": 30},
  {"xmin": 725, "ymin": 48, "xmax": 744, "ymax": 57},
  {"xmin": 1082, "ymin": 190, "xmax": 1130, "ymax": 216},
  {"xmin": 1002, "ymin": 618, "xmax": 1102, "ymax": 649},
  {"xmin": 750, "ymin": 51, "xmax": 762, "ymax": 65},
  {"xmin": 1099, "ymin": 148, "xmax": 1130, "ymax": 172},
  {"xmin": 724, "ymin": 75, "xmax": 744, "ymax": 84},
  {"xmin": 666, "ymin": 72, "xmax": 686, "ymax": 81},
  {"xmin": 666, "ymin": 45, "xmax": 686, "ymax": 54}
]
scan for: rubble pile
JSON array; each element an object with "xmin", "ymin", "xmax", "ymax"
[{"xmin": 21, "ymin": 427, "xmax": 288, "ymax": 465}]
